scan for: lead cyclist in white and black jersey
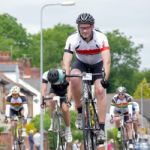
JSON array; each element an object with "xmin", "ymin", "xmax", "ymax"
[{"xmin": 63, "ymin": 12, "xmax": 111, "ymax": 146}]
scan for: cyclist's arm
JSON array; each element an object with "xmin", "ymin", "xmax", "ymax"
[
  {"xmin": 5, "ymin": 103, "xmax": 10, "ymax": 118},
  {"xmin": 42, "ymin": 82, "xmax": 48, "ymax": 97},
  {"xmin": 5, "ymin": 96, "xmax": 11, "ymax": 118},
  {"xmin": 126, "ymin": 94, "xmax": 133, "ymax": 116},
  {"xmin": 101, "ymin": 50, "xmax": 111, "ymax": 80},
  {"xmin": 110, "ymin": 104, "xmax": 115, "ymax": 117},
  {"xmin": 63, "ymin": 52, "xmax": 73, "ymax": 75},
  {"xmin": 128, "ymin": 103, "xmax": 133, "ymax": 116}
]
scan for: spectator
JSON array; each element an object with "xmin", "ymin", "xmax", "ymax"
[
  {"xmin": 28, "ymin": 130, "xmax": 34, "ymax": 150},
  {"xmin": 33, "ymin": 130, "xmax": 41, "ymax": 150}
]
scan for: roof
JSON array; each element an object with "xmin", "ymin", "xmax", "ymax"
[
  {"xmin": 0, "ymin": 72, "xmax": 36, "ymax": 96},
  {"xmin": 22, "ymin": 78, "xmax": 40, "ymax": 91},
  {"xmin": 0, "ymin": 63, "xmax": 17, "ymax": 72},
  {"xmin": 0, "ymin": 72, "xmax": 15, "ymax": 85}
]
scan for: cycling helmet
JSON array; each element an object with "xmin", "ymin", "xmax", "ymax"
[
  {"xmin": 10, "ymin": 86, "xmax": 20, "ymax": 95},
  {"xmin": 116, "ymin": 86, "xmax": 127, "ymax": 94},
  {"xmin": 47, "ymin": 69, "xmax": 59, "ymax": 84},
  {"xmin": 76, "ymin": 13, "xmax": 95, "ymax": 25},
  {"xmin": 47, "ymin": 69, "xmax": 65, "ymax": 84}
]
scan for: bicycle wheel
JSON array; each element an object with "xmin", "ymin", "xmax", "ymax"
[
  {"xmin": 120, "ymin": 127, "xmax": 128, "ymax": 150},
  {"xmin": 82, "ymin": 99, "xmax": 96, "ymax": 150},
  {"xmin": 53, "ymin": 111, "xmax": 66, "ymax": 150}
]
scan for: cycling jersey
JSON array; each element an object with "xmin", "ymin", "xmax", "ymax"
[
  {"xmin": 42, "ymin": 71, "xmax": 68, "ymax": 96},
  {"xmin": 132, "ymin": 101, "xmax": 140, "ymax": 113},
  {"xmin": 110, "ymin": 93, "xmax": 133, "ymax": 114},
  {"xmin": 6, "ymin": 94, "xmax": 27, "ymax": 111},
  {"xmin": 64, "ymin": 30, "xmax": 110, "ymax": 65}
]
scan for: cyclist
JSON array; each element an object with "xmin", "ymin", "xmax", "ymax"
[
  {"xmin": 132, "ymin": 101, "xmax": 140, "ymax": 140},
  {"xmin": 63, "ymin": 12, "xmax": 111, "ymax": 145},
  {"xmin": 109, "ymin": 86, "xmax": 134, "ymax": 149},
  {"xmin": 5, "ymin": 85, "xmax": 28, "ymax": 137},
  {"xmin": 42, "ymin": 68, "xmax": 72, "ymax": 143}
]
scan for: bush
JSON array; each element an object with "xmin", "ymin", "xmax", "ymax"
[{"xmin": 0, "ymin": 127, "xmax": 5, "ymax": 133}]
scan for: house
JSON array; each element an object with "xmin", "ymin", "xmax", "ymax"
[{"xmin": 0, "ymin": 51, "xmax": 41, "ymax": 117}]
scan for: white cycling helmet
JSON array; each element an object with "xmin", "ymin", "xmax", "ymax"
[
  {"xmin": 116, "ymin": 86, "xmax": 126, "ymax": 94},
  {"xmin": 10, "ymin": 86, "xmax": 20, "ymax": 95}
]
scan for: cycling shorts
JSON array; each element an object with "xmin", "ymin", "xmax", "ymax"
[
  {"xmin": 10, "ymin": 107, "xmax": 24, "ymax": 118},
  {"xmin": 114, "ymin": 111, "xmax": 130, "ymax": 123},
  {"xmin": 72, "ymin": 59, "xmax": 103, "ymax": 84}
]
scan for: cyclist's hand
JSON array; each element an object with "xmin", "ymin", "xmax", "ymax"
[
  {"xmin": 4, "ymin": 117, "xmax": 8, "ymax": 124},
  {"xmin": 41, "ymin": 97, "xmax": 46, "ymax": 109},
  {"xmin": 101, "ymin": 78, "xmax": 109, "ymax": 89},
  {"xmin": 126, "ymin": 115, "xmax": 133, "ymax": 123},
  {"xmin": 110, "ymin": 115, "xmax": 114, "ymax": 124},
  {"xmin": 66, "ymin": 101, "xmax": 71, "ymax": 107}
]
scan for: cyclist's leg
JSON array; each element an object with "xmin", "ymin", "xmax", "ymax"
[
  {"xmin": 94, "ymin": 79, "xmax": 106, "ymax": 144},
  {"xmin": 125, "ymin": 116, "xmax": 134, "ymax": 149},
  {"xmin": 18, "ymin": 107, "xmax": 27, "ymax": 138},
  {"xmin": 10, "ymin": 109, "xmax": 18, "ymax": 146},
  {"xmin": 133, "ymin": 112, "xmax": 140, "ymax": 139},
  {"xmin": 48, "ymin": 93, "xmax": 56, "ymax": 131},
  {"xmin": 61, "ymin": 101, "xmax": 72, "ymax": 143},
  {"xmin": 70, "ymin": 69, "xmax": 82, "ymax": 128},
  {"xmin": 113, "ymin": 114, "xmax": 121, "ymax": 138}
]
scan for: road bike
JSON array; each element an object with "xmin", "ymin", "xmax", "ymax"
[
  {"xmin": 10, "ymin": 116, "xmax": 26, "ymax": 150},
  {"xmin": 66, "ymin": 72, "xmax": 104, "ymax": 150},
  {"xmin": 42, "ymin": 96, "xmax": 69, "ymax": 150},
  {"xmin": 111, "ymin": 112, "xmax": 134, "ymax": 150}
]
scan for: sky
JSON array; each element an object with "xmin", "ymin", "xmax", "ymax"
[{"xmin": 0, "ymin": 0, "xmax": 150, "ymax": 70}]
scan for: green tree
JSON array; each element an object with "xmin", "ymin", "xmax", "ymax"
[
  {"xmin": 133, "ymin": 78, "xmax": 150, "ymax": 99},
  {"xmin": 28, "ymin": 24, "xmax": 75, "ymax": 69},
  {"xmin": 0, "ymin": 13, "xmax": 29, "ymax": 49},
  {"xmin": 106, "ymin": 30, "xmax": 143, "ymax": 93}
]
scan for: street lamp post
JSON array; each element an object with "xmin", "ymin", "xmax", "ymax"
[{"xmin": 40, "ymin": 1, "xmax": 75, "ymax": 150}]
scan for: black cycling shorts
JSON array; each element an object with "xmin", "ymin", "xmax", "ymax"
[
  {"xmin": 72, "ymin": 59, "xmax": 103, "ymax": 83},
  {"xmin": 10, "ymin": 107, "xmax": 24, "ymax": 118}
]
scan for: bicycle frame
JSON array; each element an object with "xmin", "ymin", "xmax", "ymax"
[
  {"xmin": 11, "ymin": 116, "xmax": 25, "ymax": 150},
  {"xmin": 43, "ymin": 96, "xmax": 66, "ymax": 150},
  {"xmin": 66, "ymin": 72, "xmax": 102, "ymax": 150},
  {"xmin": 81, "ymin": 73, "xmax": 100, "ymax": 150}
]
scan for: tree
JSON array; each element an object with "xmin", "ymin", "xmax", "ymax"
[
  {"xmin": 106, "ymin": 30, "xmax": 143, "ymax": 93},
  {"xmin": 133, "ymin": 78, "xmax": 150, "ymax": 99},
  {"xmin": 0, "ymin": 13, "xmax": 29, "ymax": 50},
  {"xmin": 28, "ymin": 24, "xmax": 75, "ymax": 69}
]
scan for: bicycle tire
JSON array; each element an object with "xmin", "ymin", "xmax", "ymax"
[
  {"xmin": 82, "ymin": 83, "xmax": 96, "ymax": 150},
  {"xmin": 53, "ymin": 111, "xmax": 66, "ymax": 150},
  {"xmin": 120, "ymin": 126, "xmax": 128, "ymax": 150}
]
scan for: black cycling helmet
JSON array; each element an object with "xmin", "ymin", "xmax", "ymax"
[
  {"xmin": 76, "ymin": 13, "xmax": 95, "ymax": 25},
  {"xmin": 116, "ymin": 86, "xmax": 127, "ymax": 94},
  {"xmin": 47, "ymin": 69, "xmax": 59, "ymax": 84}
]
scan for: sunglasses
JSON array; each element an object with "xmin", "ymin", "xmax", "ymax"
[{"xmin": 118, "ymin": 93, "xmax": 125, "ymax": 96}]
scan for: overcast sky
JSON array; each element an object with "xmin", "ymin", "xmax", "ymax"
[{"xmin": 0, "ymin": 0, "xmax": 150, "ymax": 70}]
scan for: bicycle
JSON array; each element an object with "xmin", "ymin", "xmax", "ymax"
[
  {"xmin": 8, "ymin": 116, "xmax": 26, "ymax": 150},
  {"xmin": 42, "ymin": 96, "xmax": 69, "ymax": 150},
  {"xmin": 111, "ymin": 112, "xmax": 134, "ymax": 150},
  {"xmin": 66, "ymin": 72, "xmax": 104, "ymax": 150}
]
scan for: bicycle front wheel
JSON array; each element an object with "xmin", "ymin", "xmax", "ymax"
[
  {"xmin": 120, "ymin": 127, "xmax": 128, "ymax": 150},
  {"xmin": 82, "ymin": 101, "xmax": 96, "ymax": 150}
]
